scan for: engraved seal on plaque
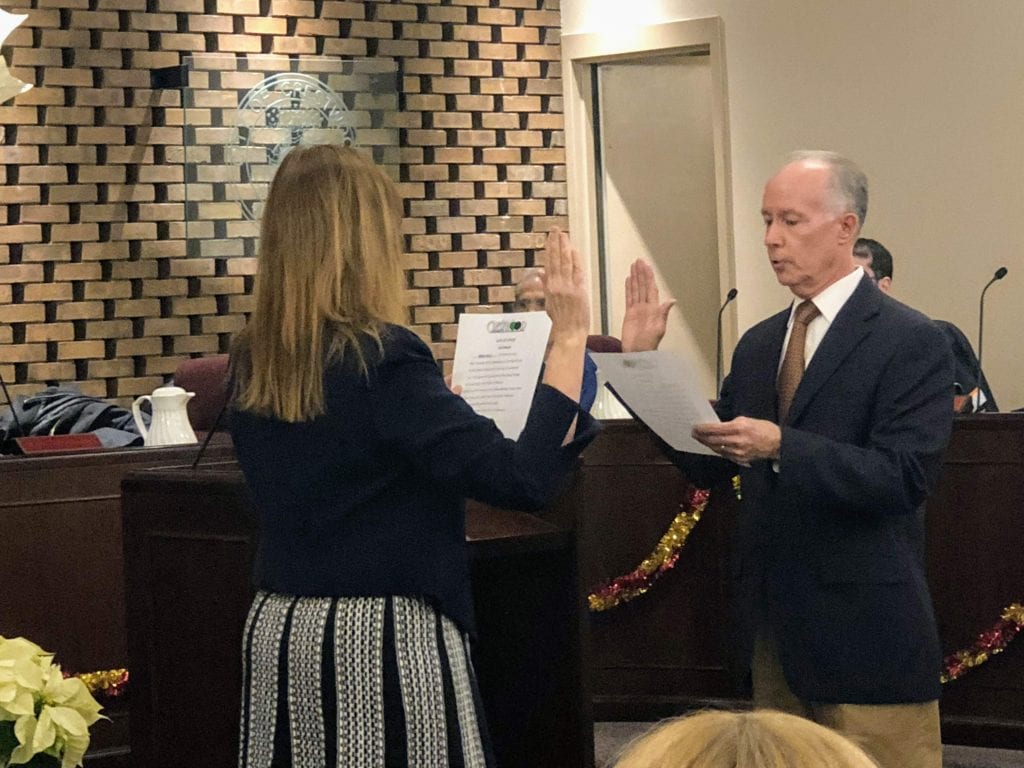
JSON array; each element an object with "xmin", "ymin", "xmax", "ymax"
[{"xmin": 232, "ymin": 72, "xmax": 357, "ymax": 220}]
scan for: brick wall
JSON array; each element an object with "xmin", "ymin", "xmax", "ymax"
[{"xmin": 0, "ymin": 0, "xmax": 566, "ymax": 404}]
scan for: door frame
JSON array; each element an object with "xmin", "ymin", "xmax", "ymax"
[{"xmin": 561, "ymin": 17, "xmax": 735, "ymax": 347}]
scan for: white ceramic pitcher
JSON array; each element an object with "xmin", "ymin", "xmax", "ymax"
[{"xmin": 132, "ymin": 385, "xmax": 198, "ymax": 446}]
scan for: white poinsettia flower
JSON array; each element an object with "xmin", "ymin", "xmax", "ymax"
[
  {"xmin": 0, "ymin": 638, "xmax": 48, "ymax": 722},
  {"xmin": 0, "ymin": 638, "xmax": 105, "ymax": 768},
  {"xmin": 0, "ymin": 8, "xmax": 33, "ymax": 105}
]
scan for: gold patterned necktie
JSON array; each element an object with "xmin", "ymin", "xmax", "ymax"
[{"xmin": 777, "ymin": 300, "xmax": 821, "ymax": 423}]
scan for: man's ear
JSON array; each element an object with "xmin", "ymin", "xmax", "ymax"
[
  {"xmin": 877, "ymin": 276, "xmax": 893, "ymax": 294},
  {"xmin": 837, "ymin": 213, "xmax": 859, "ymax": 243}
]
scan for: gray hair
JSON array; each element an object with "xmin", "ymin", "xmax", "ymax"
[
  {"xmin": 787, "ymin": 150, "xmax": 868, "ymax": 229},
  {"xmin": 514, "ymin": 267, "xmax": 543, "ymax": 296}
]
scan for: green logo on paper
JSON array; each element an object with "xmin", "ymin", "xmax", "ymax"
[{"xmin": 486, "ymin": 319, "xmax": 527, "ymax": 333}]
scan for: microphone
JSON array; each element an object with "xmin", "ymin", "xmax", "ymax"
[
  {"xmin": 716, "ymin": 288, "xmax": 739, "ymax": 398},
  {"xmin": 190, "ymin": 395, "xmax": 230, "ymax": 470},
  {"xmin": 976, "ymin": 266, "xmax": 1008, "ymax": 412},
  {"xmin": 0, "ymin": 370, "xmax": 26, "ymax": 448}
]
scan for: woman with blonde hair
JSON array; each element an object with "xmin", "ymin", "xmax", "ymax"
[
  {"xmin": 229, "ymin": 144, "xmax": 597, "ymax": 768},
  {"xmin": 614, "ymin": 710, "xmax": 879, "ymax": 768}
]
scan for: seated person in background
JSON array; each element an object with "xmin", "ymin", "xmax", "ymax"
[
  {"xmin": 851, "ymin": 237, "xmax": 893, "ymax": 293},
  {"xmin": 515, "ymin": 267, "xmax": 599, "ymax": 411},
  {"xmin": 614, "ymin": 709, "xmax": 879, "ymax": 768},
  {"xmin": 853, "ymin": 237, "xmax": 998, "ymax": 410}
]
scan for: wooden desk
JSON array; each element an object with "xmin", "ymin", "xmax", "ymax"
[
  {"xmin": 122, "ymin": 465, "xmax": 590, "ymax": 768},
  {"xmin": 9, "ymin": 415, "xmax": 1024, "ymax": 760},
  {"xmin": 579, "ymin": 417, "xmax": 1024, "ymax": 748},
  {"xmin": 926, "ymin": 414, "xmax": 1024, "ymax": 747},
  {"xmin": 0, "ymin": 438, "xmax": 234, "ymax": 768}
]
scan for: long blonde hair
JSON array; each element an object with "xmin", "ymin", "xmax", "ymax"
[
  {"xmin": 233, "ymin": 145, "xmax": 408, "ymax": 422},
  {"xmin": 614, "ymin": 710, "xmax": 879, "ymax": 768}
]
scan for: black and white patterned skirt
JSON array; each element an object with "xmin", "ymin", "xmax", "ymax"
[{"xmin": 238, "ymin": 591, "xmax": 495, "ymax": 768}]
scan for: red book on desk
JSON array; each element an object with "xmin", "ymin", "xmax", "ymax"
[{"xmin": 13, "ymin": 434, "xmax": 104, "ymax": 454}]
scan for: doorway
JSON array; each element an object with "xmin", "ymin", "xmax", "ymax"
[{"xmin": 562, "ymin": 18, "xmax": 734, "ymax": 399}]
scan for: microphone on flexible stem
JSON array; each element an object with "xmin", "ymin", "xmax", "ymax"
[
  {"xmin": 190, "ymin": 395, "xmax": 230, "ymax": 470},
  {"xmin": 716, "ymin": 288, "xmax": 739, "ymax": 398},
  {"xmin": 976, "ymin": 266, "xmax": 1008, "ymax": 412},
  {"xmin": 0, "ymin": 369, "xmax": 26, "ymax": 445}
]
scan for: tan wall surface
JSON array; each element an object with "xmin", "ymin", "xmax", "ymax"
[
  {"xmin": 563, "ymin": 0, "xmax": 1024, "ymax": 410},
  {"xmin": 1, "ymin": 0, "xmax": 566, "ymax": 405}
]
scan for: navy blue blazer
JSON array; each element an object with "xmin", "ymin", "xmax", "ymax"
[
  {"xmin": 673, "ymin": 275, "xmax": 954, "ymax": 704},
  {"xmin": 231, "ymin": 325, "xmax": 598, "ymax": 636}
]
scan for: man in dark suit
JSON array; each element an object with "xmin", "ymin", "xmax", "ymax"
[
  {"xmin": 853, "ymin": 236, "xmax": 998, "ymax": 410},
  {"xmin": 651, "ymin": 152, "xmax": 953, "ymax": 768}
]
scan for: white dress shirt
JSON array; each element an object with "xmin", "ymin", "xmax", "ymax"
[{"xmin": 778, "ymin": 266, "xmax": 866, "ymax": 373}]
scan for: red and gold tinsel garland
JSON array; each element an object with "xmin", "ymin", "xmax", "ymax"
[
  {"xmin": 588, "ymin": 484, "xmax": 710, "ymax": 612},
  {"xmin": 67, "ymin": 668, "xmax": 130, "ymax": 699},
  {"xmin": 941, "ymin": 603, "xmax": 1024, "ymax": 683}
]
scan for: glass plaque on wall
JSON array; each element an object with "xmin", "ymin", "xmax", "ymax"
[{"xmin": 181, "ymin": 55, "xmax": 400, "ymax": 259}]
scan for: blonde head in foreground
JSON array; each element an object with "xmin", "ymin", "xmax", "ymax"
[
  {"xmin": 233, "ymin": 144, "xmax": 408, "ymax": 423},
  {"xmin": 614, "ymin": 710, "xmax": 878, "ymax": 768}
]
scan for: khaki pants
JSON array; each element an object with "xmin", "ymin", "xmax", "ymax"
[{"xmin": 752, "ymin": 635, "xmax": 942, "ymax": 768}]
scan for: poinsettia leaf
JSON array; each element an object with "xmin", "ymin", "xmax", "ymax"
[
  {"xmin": 59, "ymin": 732, "xmax": 89, "ymax": 768},
  {"xmin": 46, "ymin": 707, "xmax": 87, "ymax": 739},
  {"xmin": 32, "ymin": 710, "xmax": 56, "ymax": 754},
  {"xmin": 10, "ymin": 714, "xmax": 39, "ymax": 764}
]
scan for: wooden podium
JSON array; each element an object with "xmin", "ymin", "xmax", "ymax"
[
  {"xmin": 122, "ymin": 465, "xmax": 591, "ymax": 768},
  {"xmin": 574, "ymin": 423, "xmax": 737, "ymax": 715}
]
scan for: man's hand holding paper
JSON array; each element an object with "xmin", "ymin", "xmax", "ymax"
[{"xmin": 691, "ymin": 416, "xmax": 781, "ymax": 467}]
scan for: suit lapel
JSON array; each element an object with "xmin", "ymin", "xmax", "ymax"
[{"xmin": 785, "ymin": 276, "xmax": 880, "ymax": 425}]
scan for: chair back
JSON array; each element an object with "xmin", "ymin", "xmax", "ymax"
[
  {"xmin": 173, "ymin": 355, "xmax": 230, "ymax": 431},
  {"xmin": 586, "ymin": 334, "xmax": 623, "ymax": 353}
]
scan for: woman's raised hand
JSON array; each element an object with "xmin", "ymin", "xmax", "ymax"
[
  {"xmin": 540, "ymin": 227, "xmax": 589, "ymax": 345},
  {"xmin": 537, "ymin": 227, "xmax": 588, "ymax": 415}
]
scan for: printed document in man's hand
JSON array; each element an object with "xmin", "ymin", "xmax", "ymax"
[
  {"xmin": 451, "ymin": 312, "xmax": 551, "ymax": 439},
  {"xmin": 590, "ymin": 352, "xmax": 719, "ymax": 455}
]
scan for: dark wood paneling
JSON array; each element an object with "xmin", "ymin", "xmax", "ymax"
[
  {"xmin": 0, "ymin": 438, "xmax": 235, "ymax": 765},
  {"xmin": 926, "ymin": 415, "xmax": 1024, "ymax": 747},
  {"xmin": 9, "ymin": 416, "xmax": 1024, "ymax": 757}
]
